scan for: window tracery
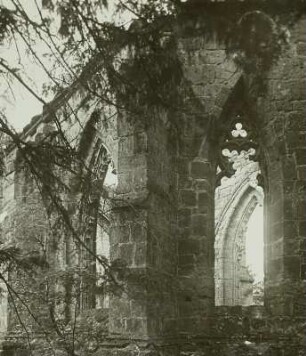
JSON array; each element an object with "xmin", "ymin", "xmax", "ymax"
[
  {"xmin": 215, "ymin": 104, "xmax": 265, "ymax": 306},
  {"xmin": 216, "ymin": 116, "xmax": 262, "ymax": 188},
  {"xmin": 80, "ymin": 137, "xmax": 117, "ymax": 311}
]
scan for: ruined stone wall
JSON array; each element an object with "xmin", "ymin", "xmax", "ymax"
[
  {"xmin": 0, "ymin": 87, "xmax": 121, "ymax": 345},
  {"xmin": 0, "ymin": 8, "xmax": 305, "ymax": 356}
]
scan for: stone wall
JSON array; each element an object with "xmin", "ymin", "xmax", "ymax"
[{"xmin": 254, "ymin": 15, "xmax": 306, "ymax": 316}]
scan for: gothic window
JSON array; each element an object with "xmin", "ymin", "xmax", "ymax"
[
  {"xmin": 215, "ymin": 114, "xmax": 265, "ymax": 306},
  {"xmin": 82, "ymin": 156, "xmax": 117, "ymax": 310},
  {"xmin": 77, "ymin": 111, "xmax": 119, "ymax": 313},
  {"xmin": 93, "ymin": 160, "xmax": 117, "ymax": 309}
]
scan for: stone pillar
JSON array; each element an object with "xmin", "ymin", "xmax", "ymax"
[
  {"xmin": 108, "ymin": 111, "xmax": 179, "ymax": 353},
  {"xmin": 178, "ymin": 156, "xmax": 215, "ymax": 334},
  {"xmin": 108, "ymin": 114, "xmax": 150, "ymax": 339}
]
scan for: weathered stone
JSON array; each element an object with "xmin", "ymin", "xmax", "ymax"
[
  {"xmin": 179, "ymin": 238, "xmax": 200, "ymax": 255},
  {"xmin": 191, "ymin": 214, "xmax": 207, "ymax": 236},
  {"xmin": 178, "ymin": 208, "xmax": 191, "ymax": 227},
  {"xmin": 190, "ymin": 161, "xmax": 211, "ymax": 179},
  {"xmin": 180, "ymin": 190, "xmax": 196, "ymax": 207},
  {"xmin": 198, "ymin": 192, "xmax": 209, "ymax": 213}
]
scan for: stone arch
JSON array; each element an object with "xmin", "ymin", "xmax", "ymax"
[
  {"xmin": 175, "ymin": 70, "xmax": 265, "ymax": 334},
  {"xmin": 215, "ymin": 179, "xmax": 264, "ymax": 306},
  {"xmin": 210, "ymin": 22, "xmax": 305, "ymax": 315},
  {"xmin": 211, "ymin": 76, "xmax": 267, "ymax": 308},
  {"xmin": 73, "ymin": 111, "xmax": 119, "ymax": 208},
  {"xmin": 70, "ymin": 113, "xmax": 118, "ymax": 311},
  {"xmin": 77, "ymin": 111, "xmax": 118, "ymax": 172}
]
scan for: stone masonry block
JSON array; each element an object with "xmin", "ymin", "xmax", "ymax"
[
  {"xmin": 179, "ymin": 238, "xmax": 200, "ymax": 255},
  {"xmin": 300, "ymin": 264, "xmax": 306, "ymax": 280},
  {"xmin": 178, "ymin": 208, "xmax": 191, "ymax": 227},
  {"xmin": 118, "ymin": 243, "xmax": 135, "ymax": 266},
  {"xmin": 110, "ymin": 226, "xmax": 130, "ymax": 244},
  {"xmin": 131, "ymin": 223, "xmax": 147, "ymax": 243},
  {"xmin": 191, "ymin": 214, "xmax": 206, "ymax": 236},
  {"xmin": 180, "ymin": 190, "xmax": 196, "ymax": 207},
  {"xmin": 190, "ymin": 161, "xmax": 211, "ymax": 179},
  {"xmin": 125, "ymin": 317, "xmax": 147, "ymax": 336},
  {"xmin": 178, "ymin": 254, "xmax": 195, "ymax": 266},
  {"xmin": 295, "ymin": 148, "xmax": 306, "ymax": 165},
  {"xmin": 133, "ymin": 242, "xmax": 146, "ymax": 267},
  {"xmin": 198, "ymin": 192, "xmax": 209, "ymax": 213},
  {"xmin": 133, "ymin": 131, "xmax": 148, "ymax": 154},
  {"xmin": 284, "ymin": 256, "xmax": 301, "ymax": 280},
  {"xmin": 298, "ymin": 221, "xmax": 306, "ymax": 237}
]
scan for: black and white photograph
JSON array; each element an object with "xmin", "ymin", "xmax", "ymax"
[{"xmin": 0, "ymin": 0, "xmax": 305, "ymax": 355}]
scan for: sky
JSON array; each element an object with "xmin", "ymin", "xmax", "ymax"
[
  {"xmin": 0, "ymin": 0, "xmax": 128, "ymax": 132},
  {"xmin": 245, "ymin": 204, "xmax": 264, "ymax": 282},
  {"xmin": 1, "ymin": 80, "xmax": 44, "ymax": 131},
  {"xmin": 1, "ymin": 0, "xmax": 190, "ymax": 132},
  {"xmin": 0, "ymin": 0, "xmax": 50, "ymax": 131}
]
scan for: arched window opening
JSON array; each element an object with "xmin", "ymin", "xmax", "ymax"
[
  {"xmin": 215, "ymin": 119, "xmax": 265, "ymax": 306},
  {"xmin": 80, "ymin": 140, "xmax": 117, "ymax": 311},
  {"xmin": 95, "ymin": 162, "xmax": 117, "ymax": 309},
  {"xmin": 93, "ymin": 162, "xmax": 117, "ymax": 310}
]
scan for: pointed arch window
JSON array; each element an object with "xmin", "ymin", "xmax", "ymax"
[
  {"xmin": 77, "ymin": 115, "xmax": 118, "ymax": 311},
  {"xmin": 215, "ymin": 107, "xmax": 265, "ymax": 306}
]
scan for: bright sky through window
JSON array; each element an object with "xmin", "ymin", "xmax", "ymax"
[{"xmin": 245, "ymin": 204, "xmax": 264, "ymax": 283}]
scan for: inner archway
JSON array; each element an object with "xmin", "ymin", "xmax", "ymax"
[{"xmin": 214, "ymin": 119, "xmax": 265, "ymax": 306}]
